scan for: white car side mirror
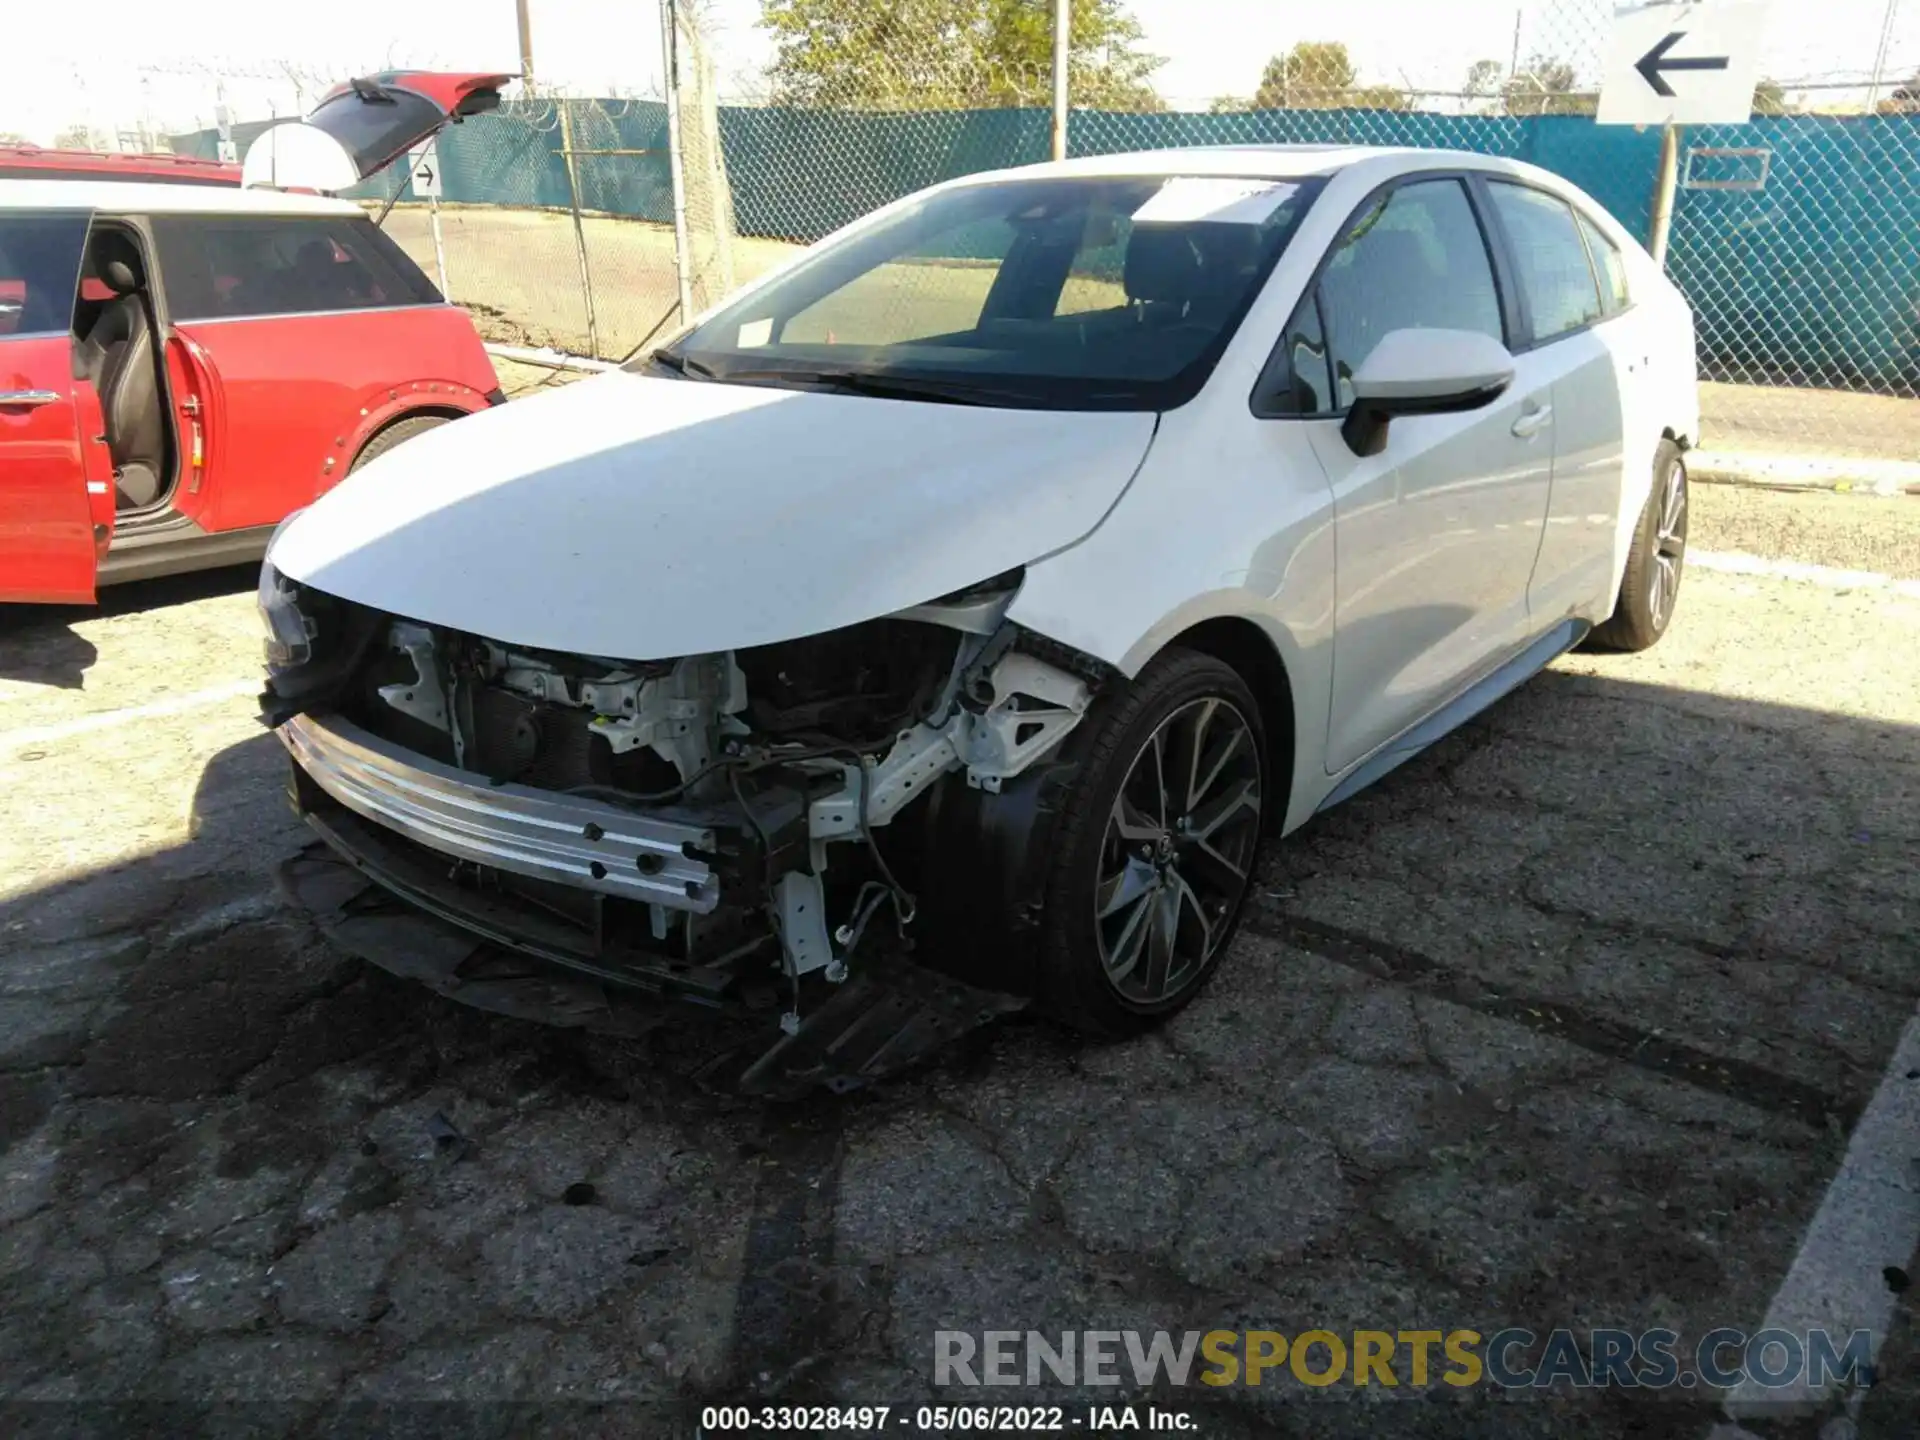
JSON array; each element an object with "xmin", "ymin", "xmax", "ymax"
[{"xmin": 1343, "ymin": 328, "xmax": 1516, "ymax": 457}]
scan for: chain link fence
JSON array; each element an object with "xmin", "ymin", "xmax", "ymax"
[
  {"xmin": 154, "ymin": 0, "xmax": 1920, "ymax": 481},
  {"xmin": 678, "ymin": 0, "xmax": 1920, "ymax": 485},
  {"xmin": 367, "ymin": 91, "xmax": 683, "ymax": 359},
  {"xmin": 169, "ymin": 82, "xmax": 691, "ymax": 359}
]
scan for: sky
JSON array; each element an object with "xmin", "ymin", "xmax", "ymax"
[{"xmin": 5, "ymin": 0, "xmax": 1916, "ymax": 146}]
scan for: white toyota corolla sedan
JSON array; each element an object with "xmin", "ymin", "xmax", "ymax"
[{"xmin": 260, "ymin": 144, "xmax": 1698, "ymax": 1089}]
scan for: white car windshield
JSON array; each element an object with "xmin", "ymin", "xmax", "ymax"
[{"xmin": 639, "ymin": 172, "xmax": 1325, "ymax": 411}]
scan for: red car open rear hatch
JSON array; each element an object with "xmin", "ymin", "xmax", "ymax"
[{"xmin": 240, "ymin": 71, "xmax": 512, "ymax": 193}]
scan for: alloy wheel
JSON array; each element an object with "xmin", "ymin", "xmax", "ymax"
[
  {"xmin": 1650, "ymin": 460, "xmax": 1688, "ymax": 632},
  {"xmin": 1095, "ymin": 697, "xmax": 1262, "ymax": 1005}
]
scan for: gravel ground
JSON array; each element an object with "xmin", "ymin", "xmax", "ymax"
[
  {"xmin": 1, "ymin": 480, "xmax": 1916, "ymax": 1435},
  {"xmin": 383, "ymin": 207, "xmax": 796, "ymax": 360},
  {"xmin": 1689, "ymin": 487, "xmax": 1920, "ymax": 583},
  {"xmin": 1698, "ymin": 382, "xmax": 1920, "ymax": 467}
]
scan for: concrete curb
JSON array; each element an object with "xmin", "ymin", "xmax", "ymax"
[
  {"xmin": 1690, "ymin": 450, "xmax": 1920, "ymax": 498},
  {"xmin": 484, "ymin": 343, "xmax": 618, "ymax": 374}
]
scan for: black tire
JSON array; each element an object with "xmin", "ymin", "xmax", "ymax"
[
  {"xmin": 1034, "ymin": 647, "xmax": 1267, "ymax": 1037},
  {"xmin": 1589, "ymin": 438, "xmax": 1688, "ymax": 653},
  {"xmin": 349, "ymin": 414, "xmax": 451, "ymax": 474}
]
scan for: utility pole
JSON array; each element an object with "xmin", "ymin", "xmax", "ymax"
[
  {"xmin": 1050, "ymin": 0, "xmax": 1070, "ymax": 161},
  {"xmin": 661, "ymin": 0, "xmax": 695, "ymax": 323},
  {"xmin": 1648, "ymin": 123, "xmax": 1681, "ymax": 268},
  {"xmin": 517, "ymin": 0, "xmax": 536, "ymax": 93},
  {"xmin": 1865, "ymin": 0, "xmax": 1902, "ymax": 111}
]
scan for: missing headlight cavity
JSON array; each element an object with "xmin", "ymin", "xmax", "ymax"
[{"xmin": 277, "ymin": 580, "xmax": 1111, "ymax": 1094}]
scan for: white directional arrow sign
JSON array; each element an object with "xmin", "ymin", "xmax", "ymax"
[
  {"xmin": 1597, "ymin": 0, "xmax": 1776, "ymax": 126},
  {"xmin": 407, "ymin": 140, "xmax": 443, "ymax": 199}
]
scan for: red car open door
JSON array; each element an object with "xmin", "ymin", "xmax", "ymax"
[{"xmin": 0, "ymin": 208, "xmax": 103, "ymax": 604}]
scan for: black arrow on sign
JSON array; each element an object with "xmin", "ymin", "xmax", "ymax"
[
  {"xmin": 1636, "ymin": 31, "xmax": 1731, "ymax": 97},
  {"xmin": 415, "ymin": 163, "xmax": 434, "ymax": 186}
]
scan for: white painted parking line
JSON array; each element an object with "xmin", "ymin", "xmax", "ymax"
[
  {"xmin": 1722, "ymin": 1007, "xmax": 1920, "ymax": 1420},
  {"xmin": 1689, "ymin": 548, "xmax": 1920, "ymax": 600},
  {"xmin": 0, "ymin": 681, "xmax": 258, "ymax": 755}
]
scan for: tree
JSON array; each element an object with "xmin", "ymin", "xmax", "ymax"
[
  {"xmin": 1249, "ymin": 41, "xmax": 1409, "ymax": 111},
  {"xmin": 1343, "ymin": 83, "xmax": 1412, "ymax": 112},
  {"xmin": 1878, "ymin": 72, "xmax": 1920, "ymax": 114},
  {"xmin": 1462, "ymin": 58, "xmax": 1503, "ymax": 114},
  {"xmin": 1254, "ymin": 41, "xmax": 1355, "ymax": 105},
  {"xmin": 1208, "ymin": 95, "xmax": 1252, "ymax": 113},
  {"xmin": 1502, "ymin": 54, "xmax": 1594, "ymax": 116},
  {"xmin": 981, "ymin": 0, "xmax": 1164, "ymax": 109},
  {"xmin": 760, "ymin": 0, "xmax": 1165, "ymax": 111},
  {"xmin": 1751, "ymin": 78, "xmax": 1789, "ymax": 116}
]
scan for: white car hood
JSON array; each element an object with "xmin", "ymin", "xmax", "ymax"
[{"xmin": 269, "ymin": 372, "xmax": 1156, "ymax": 659}]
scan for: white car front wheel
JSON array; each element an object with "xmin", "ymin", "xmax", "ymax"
[{"xmin": 1035, "ymin": 649, "xmax": 1267, "ymax": 1036}]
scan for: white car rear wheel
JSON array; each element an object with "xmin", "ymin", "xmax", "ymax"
[{"xmin": 1591, "ymin": 438, "xmax": 1687, "ymax": 652}]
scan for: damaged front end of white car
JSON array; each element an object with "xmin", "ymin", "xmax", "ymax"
[
  {"xmin": 256, "ymin": 164, "xmax": 1314, "ymax": 1092},
  {"xmin": 262, "ymin": 564, "xmax": 1119, "ymax": 1094}
]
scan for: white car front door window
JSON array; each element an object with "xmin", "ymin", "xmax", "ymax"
[{"xmin": 1300, "ymin": 176, "xmax": 1554, "ymax": 774}]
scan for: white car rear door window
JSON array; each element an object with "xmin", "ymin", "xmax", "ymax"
[
  {"xmin": 1485, "ymin": 182, "xmax": 1606, "ymax": 342},
  {"xmin": 1576, "ymin": 210, "xmax": 1633, "ymax": 315}
]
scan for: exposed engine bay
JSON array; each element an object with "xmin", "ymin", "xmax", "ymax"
[{"xmin": 264, "ymin": 568, "xmax": 1117, "ymax": 1090}]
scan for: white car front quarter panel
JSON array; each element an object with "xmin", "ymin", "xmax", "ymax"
[
  {"xmin": 1598, "ymin": 248, "xmax": 1701, "ymax": 618},
  {"xmin": 1006, "ymin": 391, "xmax": 1340, "ymax": 835},
  {"xmin": 267, "ymin": 371, "xmax": 1157, "ymax": 660}
]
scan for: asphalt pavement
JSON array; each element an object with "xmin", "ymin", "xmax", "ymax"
[{"xmin": 0, "ymin": 478, "xmax": 1915, "ymax": 1437}]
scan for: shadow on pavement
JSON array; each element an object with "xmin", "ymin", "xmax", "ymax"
[
  {"xmin": 0, "ymin": 564, "xmax": 260, "ymax": 689},
  {"xmin": 0, "ymin": 665, "xmax": 1912, "ymax": 1436}
]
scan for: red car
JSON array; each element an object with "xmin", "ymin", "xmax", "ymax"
[
  {"xmin": 0, "ymin": 145, "xmax": 240, "ymax": 187},
  {"xmin": 0, "ymin": 72, "xmax": 511, "ymax": 604}
]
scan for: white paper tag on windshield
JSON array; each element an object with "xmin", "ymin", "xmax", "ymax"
[{"xmin": 1132, "ymin": 177, "xmax": 1300, "ymax": 226}]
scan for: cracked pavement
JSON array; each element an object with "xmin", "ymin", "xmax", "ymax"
[{"xmin": 0, "ymin": 537, "xmax": 1916, "ymax": 1437}]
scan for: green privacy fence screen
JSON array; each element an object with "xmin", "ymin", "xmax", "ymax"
[{"xmin": 174, "ymin": 103, "xmax": 1920, "ymax": 393}]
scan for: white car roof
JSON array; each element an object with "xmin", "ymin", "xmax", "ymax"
[
  {"xmin": 934, "ymin": 144, "xmax": 1607, "ymax": 224},
  {"xmin": 0, "ymin": 178, "xmax": 361, "ymax": 217},
  {"xmin": 956, "ymin": 143, "xmax": 1571, "ymax": 189},
  {"xmin": 1013, "ymin": 144, "xmax": 1423, "ymax": 179}
]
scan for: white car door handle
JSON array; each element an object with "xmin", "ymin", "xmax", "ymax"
[
  {"xmin": 1511, "ymin": 404, "xmax": 1553, "ymax": 439},
  {"xmin": 0, "ymin": 390, "xmax": 61, "ymax": 408}
]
